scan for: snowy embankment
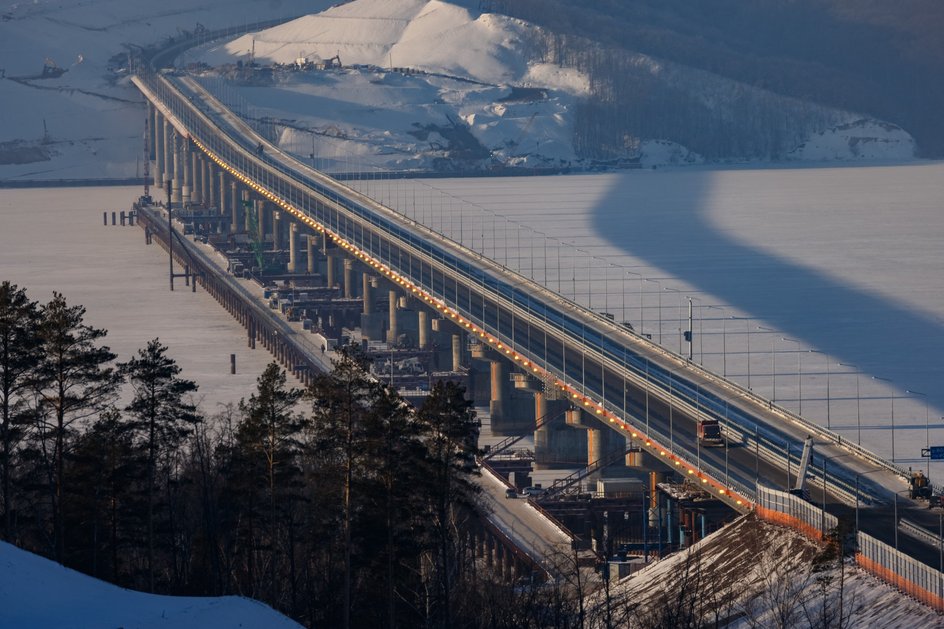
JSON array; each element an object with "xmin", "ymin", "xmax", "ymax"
[
  {"xmin": 0, "ymin": 541, "xmax": 301, "ymax": 629},
  {"xmin": 604, "ymin": 515, "xmax": 940, "ymax": 628}
]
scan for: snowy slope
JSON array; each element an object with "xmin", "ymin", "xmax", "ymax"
[
  {"xmin": 0, "ymin": 541, "xmax": 302, "ymax": 629},
  {"xmin": 607, "ymin": 515, "xmax": 941, "ymax": 628},
  {"xmin": 189, "ymin": 0, "xmax": 588, "ymax": 173}
]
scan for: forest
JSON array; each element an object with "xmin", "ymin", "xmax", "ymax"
[
  {"xmin": 0, "ymin": 280, "xmax": 871, "ymax": 628},
  {"xmin": 484, "ymin": 0, "xmax": 944, "ymax": 159}
]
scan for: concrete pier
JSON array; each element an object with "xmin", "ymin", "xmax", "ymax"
[
  {"xmin": 343, "ymin": 259, "xmax": 354, "ymax": 298},
  {"xmin": 288, "ymin": 223, "xmax": 298, "ymax": 273},
  {"xmin": 387, "ymin": 289, "xmax": 399, "ymax": 344}
]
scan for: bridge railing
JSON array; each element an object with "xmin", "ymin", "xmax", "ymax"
[{"xmin": 857, "ymin": 530, "xmax": 944, "ymax": 611}]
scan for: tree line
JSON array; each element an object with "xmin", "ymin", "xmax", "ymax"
[{"xmin": 0, "ymin": 280, "xmax": 574, "ymax": 627}]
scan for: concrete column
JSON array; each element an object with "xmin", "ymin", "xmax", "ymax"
[
  {"xmin": 230, "ymin": 182, "xmax": 240, "ymax": 232},
  {"xmin": 587, "ymin": 426, "xmax": 604, "ymax": 474},
  {"xmin": 181, "ymin": 140, "xmax": 192, "ymax": 206},
  {"xmin": 153, "ymin": 106, "xmax": 163, "ymax": 189},
  {"xmin": 243, "ymin": 191, "xmax": 252, "ymax": 232},
  {"xmin": 343, "ymin": 259, "xmax": 354, "ymax": 298},
  {"xmin": 307, "ymin": 234, "xmax": 316, "ymax": 274},
  {"xmin": 362, "ymin": 274, "xmax": 373, "ymax": 313},
  {"xmin": 326, "ymin": 253, "xmax": 336, "ymax": 288},
  {"xmin": 219, "ymin": 171, "xmax": 228, "ymax": 225},
  {"xmin": 171, "ymin": 130, "xmax": 182, "ymax": 205},
  {"xmin": 191, "ymin": 151, "xmax": 201, "ymax": 205},
  {"xmin": 453, "ymin": 333, "xmax": 463, "ymax": 372},
  {"xmin": 489, "ymin": 359, "xmax": 507, "ymax": 420},
  {"xmin": 288, "ymin": 223, "xmax": 298, "ymax": 273},
  {"xmin": 272, "ymin": 210, "xmax": 282, "ymax": 250},
  {"xmin": 254, "ymin": 199, "xmax": 265, "ymax": 242},
  {"xmin": 387, "ymin": 290, "xmax": 399, "ymax": 344},
  {"xmin": 200, "ymin": 153, "xmax": 216, "ymax": 207},
  {"xmin": 163, "ymin": 119, "xmax": 173, "ymax": 193},
  {"xmin": 418, "ymin": 310, "xmax": 429, "ymax": 349}
]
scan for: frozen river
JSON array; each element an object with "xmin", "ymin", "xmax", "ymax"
[
  {"xmin": 0, "ymin": 186, "xmax": 281, "ymax": 413},
  {"xmin": 348, "ymin": 161, "xmax": 944, "ymax": 478},
  {"xmin": 3, "ymin": 162, "xmax": 944, "ymax": 479}
]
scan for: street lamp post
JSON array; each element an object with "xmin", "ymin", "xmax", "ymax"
[
  {"xmin": 873, "ymin": 376, "xmax": 896, "ymax": 462},
  {"xmin": 839, "ymin": 363, "xmax": 861, "ymax": 444}
]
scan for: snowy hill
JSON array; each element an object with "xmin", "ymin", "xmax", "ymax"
[
  {"xmin": 0, "ymin": 0, "xmax": 919, "ymax": 182},
  {"xmin": 0, "ymin": 541, "xmax": 302, "ymax": 629}
]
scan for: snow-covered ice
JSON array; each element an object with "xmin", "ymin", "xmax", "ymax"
[
  {"xmin": 0, "ymin": 186, "xmax": 285, "ymax": 411},
  {"xmin": 346, "ymin": 161, "xmax": 944, "ymax": 479}
]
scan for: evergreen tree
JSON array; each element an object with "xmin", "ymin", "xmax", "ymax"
[
  {"xmin": 31, "ymin": 293, "xmax": 120, "ymax": 563},
  {"xmin": 416, "ymin": 380, "xmax": 481, "ymax": 628},
  {"xmin": 233, "ymin": 363, "xmax": 305, "ymax": 607},
  {"xmin": 0, "ymin": 282, "xmax": 42, "ymax": 541},
  {"xmin": 119, "ymin": 338, "xmax": 199, "ymax": 591}
]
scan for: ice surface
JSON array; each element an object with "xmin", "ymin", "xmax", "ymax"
[
  {"xmin": 0, "ymin": 186, "xmax": 285, "ymax": 412},
  {"xmin": 347, "ymin": 161, "xmax": 944, "ymax": 478}
]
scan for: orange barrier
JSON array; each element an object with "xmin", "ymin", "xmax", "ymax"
[{"xmin": 856, "ymin": 553, "xmax": 944, "ymax": 611}]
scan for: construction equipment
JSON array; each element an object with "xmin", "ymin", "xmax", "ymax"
[{"xmin": 909, "ymin": 470, "xmax": 933, "ymax": 500}]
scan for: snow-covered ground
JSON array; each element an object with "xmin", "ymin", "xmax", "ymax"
[
  {"xmin": 0, "ymin": 186, "xmax": 283, "ymax": 411},
  {"xmin": 0, "ymin": 540, "xmax": 302, "ymax": 629},
  {"xmin": 0, "ymin": 0, "xmax": 918, "ymax": 182},
  {"xmin": 345, "ymin": 161, "xmax": 944, "ymax": 480},
  {"xmin": 604, "ymin": 514, "xmax": 940, "ymax": 628},
  {"xmin": 0, "ymin": 0, "xmax": 332, "ymax": 181}
]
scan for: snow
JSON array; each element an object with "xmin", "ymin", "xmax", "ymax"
[
  {"xmin": 0, "ymin": 541, "xmax": 302, "ymax": 629},
  {"xmin": 0, "ymin": 186, "xmax": 285, "ymax": 411},
  {"xmin": 604, "ymin": 514, "xmax": 941, "ymax": 628},
  {"xmin": 789, "ymin": 120, "xmax": 917, "ymax": 162},
  {"xmin": 0, "ymin": 0, "xmax": 334, "ymax": 181},
  {"xmin": 346, "ymin": 161, "xmax": 944, "ymax": 480}
]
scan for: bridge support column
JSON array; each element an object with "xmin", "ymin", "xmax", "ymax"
[
  {"xmin": 287, "ymin": 223, "xmax": 298, "ymax": 273},
  {"xmin": 307, "ymin": 233, "xmax": 317, "ymax": 274},
  {"xmin": 164, "ymin": 120, "xmax": 175, "ymax": 201},
  {"xmin": 418, "ymin": 310, "xmax": 429, "ymax": 349},
  {"xmin": 207, "ymin": 161, "xmax": 216, "ymax": 212},
  {"xmin": 489, "ymin": 359, "xmax": 508, "ymax": 423},
  {"xmin": 152, "ymin": 106, "xmax": 163, "ymax": 189},
  {"xmin": 254, "ymin": 199, "xmax": 266, "ymax": 242},
  {"xmin": 272, "ymin": 210, "xmax": 282, "ymax": 250},
  {"xmin": 181, "ymin": 140, "xmax": 191, "ymax": 206},
  {"xmin": 452, "ymin": 333, "xmax": 463, "ymax": 372},
  {"xmin": 326, "ymin": 252, "xmax": 336, "ymax": 288},
  {"xmin": 362, "ymin": 274, "xmax": 374, "ymax": 313},
  {"xmin": 231, "ymin": 183, "xmax": 241, "ymax": 233},
  {"xmin": 171, "ymin": 129, "xmax": 182, "ymax": 205},
  {"xmin": 191, "ymin": 150, "xmax": 201, "ymax": 205},
  {"xmin": 387, "ymin": 289, "xmax": 399, "ymax": 344},
  {"xmin": 219, "ymin": 172, "xmax": 229, "ymax": 230},
  {"xmin": 343, "ymin": 259, "xmax": 354, "ymax": 298},
  {"xmin": 243, "ymin": 191, "xmax": 252, "ymax": 232}
]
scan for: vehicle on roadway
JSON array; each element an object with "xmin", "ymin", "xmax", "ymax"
[{"xmin": 697, "ymin": 419, "xmax": 724, "ymax": 447}]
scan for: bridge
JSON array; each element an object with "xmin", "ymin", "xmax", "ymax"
[{"xmin": 129, "ymin": 30, "xmax": 944, "ymax": 601}]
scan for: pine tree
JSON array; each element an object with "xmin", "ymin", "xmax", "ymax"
[
  {"xmin": 119, "ymin": 338, "xmax": 199, "ymax": 591},
  {"xmin": 416, "ymin": 380, "xmax": 481, "ymax": 628},
  {"xmin": 0, "ymin": 282, "xmax": 42, "ymax": 541},
  {"xmin": 234, "ymin": 362, "xmax": 305, "ymax": 607},
  {"xmin": 31, "ymin": 293, "xmax": 120, "ymax": 563}
]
